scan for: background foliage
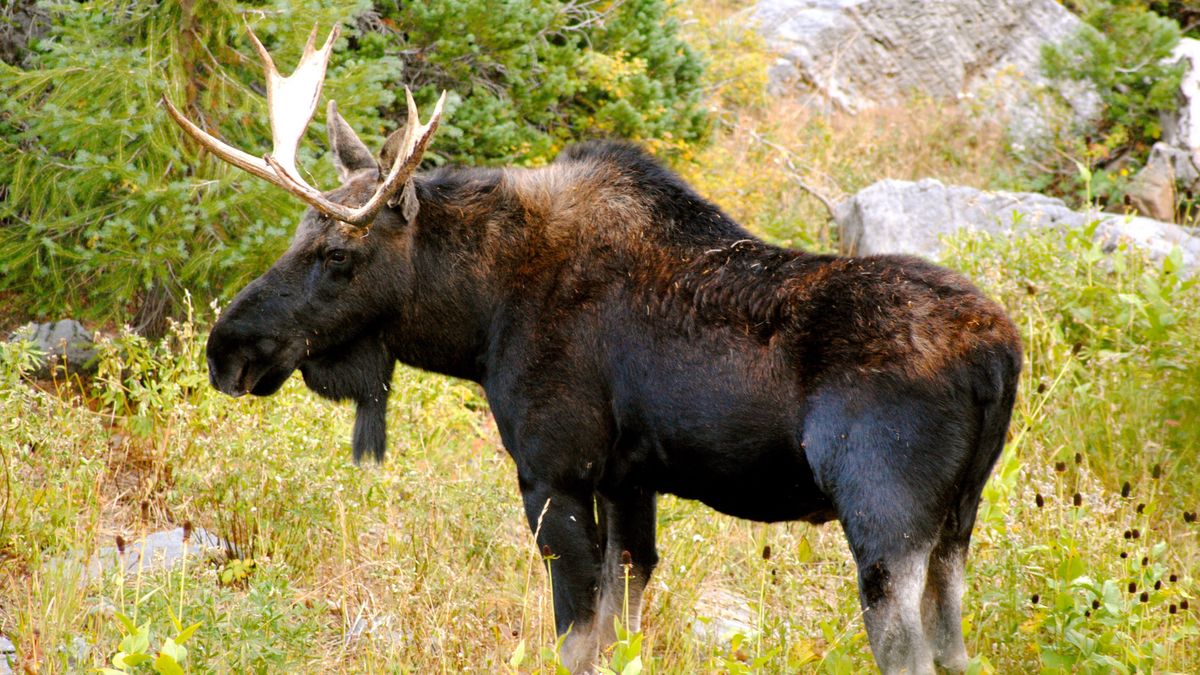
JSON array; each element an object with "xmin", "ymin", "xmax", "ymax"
[{"xmin": 0, "ymin": 0, "xmax": 705, "ymax": 333}]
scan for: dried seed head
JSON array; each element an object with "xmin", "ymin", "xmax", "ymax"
[
  {"xmin": 182, "ymin": 520, "xmax": 193, "ymax": 542},
  {"xmin": 1170, "ymin": 604, "xmax": 1178, "ymax": 614},
  {"xmin": 1154, "ymin": 580, "xmax": 1162, "ymax": 590},
  {"xmin": 1142, "ymin": 556, "xmax": 1149, "ymax": 567},
  {"xmin": 762, "ymin": 545, "xmax": 772, "ymax": 561},
  {"xmin": 1073, "ymin": 492, "xmax": 1083, "ymax": 507},
  {"xmin": 1055, "ymin": 461, "xmax": 1067, "ymax": 473},
  {"xmin": 1181, "ymin": 599, "xmax": 1190, "ymax": 610},
  {"xmin": 1071, "ymin": 342, "xmax": 1083, "ymax": 355},
  {"xmin": 1084, "ymin": 609, "xmax": 1091, "ymax": 618},
  {"xmin": 1136, "ymin": 503, "xmax": 1145, "ymax": 514},
  {"xmin": 115, "ymin": 534, "xmax": 126, "ymax": 554},
  {"xmin": 541, "ymin": 545, "xmax": 552, "ymax": 558},
  {"xmin": 1152, "ymin": 464, "xmax": 1162, "ymax": 479},
  {"xmin": 1170, "ymin": 574, "xmax": 1178, "ymax": 583},
  {"xmin": 1129, "ymin": 582, "xmax": 1137, "ymax": 594},
  {"xmin": 1132, "ymin": 528, "xmax": 1141, "ymax": 539},
  {"xmin": 140, "ymin": 500, "xmax": 150, "ymax": 522},
  {"xmin": 1036, "ymin": 382, "xmax": 1047, "ymax": 394},
  {"xmin": 1120, "ymin": 551, "xmax": 1128, "ymax": 558},
  {"xmin": 1074, "ymin": 453, "xmax": 1082, "ymax": 465},
  {"xmin": 1140, "ymin": 591, "xmax": 1149, "ymax": 603},
  {"xmin": 1035, "ymin": 493, "xmax": 1045, "ymax": 508},
  {"xmin": 1030, "ymin": 594, "xmax": 1040, "ymax": 604},
  {"xmin": 1121, "ymin": 482, "xmax": 1131, "ymax": 498},
  {"xmin": 1092, "ymin": 599, "xmax": 1100, "ymax": 610},
  {"xmin": 1124, "ymin": 530, "xmax": 1133, "ymax": 540},
  {"xmin": 621, "ymin": 550, "xmax": 632, "ymax": 566}
]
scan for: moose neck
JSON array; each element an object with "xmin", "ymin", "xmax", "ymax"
[{"xmin": 381, "ymin": 169, "xmax": 512, "ymax": 383}]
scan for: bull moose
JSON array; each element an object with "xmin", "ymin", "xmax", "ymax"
[{"xmin": 164, "ymin": 24, "xmax": 1021, "ymax": 674}]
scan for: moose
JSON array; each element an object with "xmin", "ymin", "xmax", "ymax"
[{"xmin": 165, "ymin": 24, "xmax": 1021, "ymax": 674}]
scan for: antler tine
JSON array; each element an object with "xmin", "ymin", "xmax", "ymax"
[
  {"xmin": 401, "ymin": 87, "xmax": 421, "ymax": 156},
  {"xmin": 301, "ymin": 23, "xmax": 320, "ymax": 57},
  {"xmin": 245, "ymin": 23, "xmax": 277, "ymax": 76}
]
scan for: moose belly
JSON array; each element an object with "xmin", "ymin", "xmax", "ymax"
[{"xmin": 652, "ymin": 439, "xmax": 835, "ymax": 524}]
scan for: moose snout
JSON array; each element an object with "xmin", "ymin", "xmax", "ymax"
[{"xmin": 206, "ymin": 319, "xmax": 293, "ymax": 397}]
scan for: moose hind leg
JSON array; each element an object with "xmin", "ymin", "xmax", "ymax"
[
  {"xmin": 853, "ymin": 544, "xmax": 936, "ymax": 675},
  {"xmin": 922, "ymin": 536, "xmax": 969, "ymax": 672}
]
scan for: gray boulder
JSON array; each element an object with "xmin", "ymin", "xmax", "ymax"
[
  {"xmin": 8, "ymin": 319, "xmax": 98, "ymax": 379},
  {"xmin": 835, "ymin": 178, "xmax": 1200, "ymax": 274},
  {"xmin": 750, "ymin": 0, "xmax": 1100, "ymax": 143}
]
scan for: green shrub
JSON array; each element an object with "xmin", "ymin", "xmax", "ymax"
[
  {"xmin": 0, "ymin": 0, "xmax": 706, "ymax": 330},
  {"xmin": 1040, "ymin": 1, "xmax": 1184, "ymax": 203}
]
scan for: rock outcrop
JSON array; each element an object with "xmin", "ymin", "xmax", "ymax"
[
  {"xmin": 1162, "ymin": 38, "xmax": 1200, "ymax": 166},
  {"xmin": 750, "ymin": 0, "xmax": 1100, "ymax": 142}
]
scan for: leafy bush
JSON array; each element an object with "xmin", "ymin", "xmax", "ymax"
[
  {"xmin": 0, "ymin": 0, "xmax": 706, "ymax": 331},
  {"xmin": 390, "ymin": 0, "xmax": 707, "ymax": 165},
  {"xmin": 1040, "ymin": 1, "xmax": 1184, "ymax": 203}
]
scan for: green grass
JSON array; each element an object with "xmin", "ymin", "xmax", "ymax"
[{"xmin": 1, "ymin": 220, "xmax": 1198, "ymax": 673}]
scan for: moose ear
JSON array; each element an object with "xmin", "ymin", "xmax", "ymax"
[
  {"xmin": 326, "ymin": 101, "xmax": 377, "ymax": 182},
  {"xmin": 379, "ymin": 125, "xmax": 406, "ymax": 176},
  {"xmin": 380, "ymin": 127, "xmax": 420, "ymax": 224}
]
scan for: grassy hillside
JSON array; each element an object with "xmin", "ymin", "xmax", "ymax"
[{"xmin": 2, "ymin": 2, "xmax": 1199, "ymax": 673}]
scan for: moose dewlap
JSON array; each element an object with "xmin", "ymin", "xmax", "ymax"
[{"xmin": 165, "ymin": 24, "xmax": 1021, "ymax": 675}]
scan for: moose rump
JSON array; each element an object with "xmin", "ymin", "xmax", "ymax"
[{"xmin": 166, "ymin": 23, "xmax": 1022, "ymax": 675}]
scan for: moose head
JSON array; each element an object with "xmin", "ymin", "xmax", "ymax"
[{"xmin": 164, "ymin": 25, "xmax": 446, "ymax": 462}]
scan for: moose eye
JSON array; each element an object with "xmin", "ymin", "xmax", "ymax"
[{"xmin": 326, "ymin": 249, "xmax": 349, "ymax": 266}]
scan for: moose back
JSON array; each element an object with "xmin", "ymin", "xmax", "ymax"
[{"xmin": 166, "ymin": 25, "xmax": 1021, "ymax": 675}]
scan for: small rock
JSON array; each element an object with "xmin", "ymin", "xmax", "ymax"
[
  {"xmin": 1128, "ymin": 149, "xmax": 1178, "ymax": 222},
  {"xmin": 346, "ymin": 614, "xmax": 406, "ymax": 647},
  {"xmin": 8, "ymin": 319, "xmax": 98, "ymax": 380},
  {"xmin": 1128, "ymin": 142, "xmax": 1200, "ymax": 223},
  {"xmin": 0, "ymin": 633, "xmax": 14, "ymax": 675},
  {"xmin": 691, "ymin": 583, "xmax": 758, "ymax": 644}
]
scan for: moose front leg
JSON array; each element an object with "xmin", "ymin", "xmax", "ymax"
[
  {"xmin": 520, "ymin": 479, "xmax": 604, "ymax": 673},
  {"xmin": 596, "ymin": 488, "xmax": 658, "ymax": 643}
]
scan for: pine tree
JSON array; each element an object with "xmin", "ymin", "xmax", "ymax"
[{"xmin": 0, "ymin": 0, "xmax": 706, "ymax": 330}]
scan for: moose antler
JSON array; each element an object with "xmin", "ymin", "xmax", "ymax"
[{"xmin": 162, "ymin": 23, "xmax": 446, "ymax": 228}]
